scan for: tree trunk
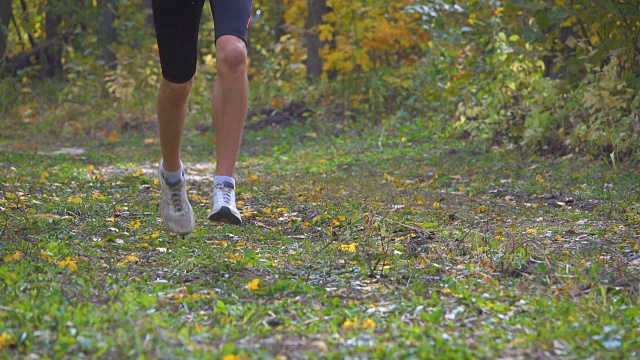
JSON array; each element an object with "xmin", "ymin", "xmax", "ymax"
[
  {"xmin": 0, "ymin": 0, "xmax": 12, "ymax": 60},
  {"xmin": 43, "ymin": 0, "xmax": 63, "ymax": 77},
  {"xmin": 273, "ymin": 0, "xmax": 285, "ymax": 42},
  {"xmin": 306, "ymin": 0, "xmax": 326, "ymax": 79},
  {"xmin": 101, "ymin": 0, "xmax": 118, "ymax": 71},
  {"xmin": 144, "ymin": 0, "xmax": 154, "ymax": 30},
  {"xmin": 3, "ymin": 31, "xmax": 72, "ymax": 75}
]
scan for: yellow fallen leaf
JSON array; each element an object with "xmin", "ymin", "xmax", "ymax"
[
  {"xmin": 4, "ymin": 251, "xmax": 22, "ymax": 263},
  {"xmin": 222, "ymin": 355, "xmax": 240, "ymax": 360},
  {"xmin": 0, "ymin": 333, "xmax": 17, "ymax": 349},
  {"xmin": 340, "ymin": 243, "xmax": 357, "ymax": 252},
  {"xmin": 68, "ymin": 196, "xmax": 83, "ymax": 205},
  {"xmin": 526, "ymin": 228, "xmax": 538, "ymax": 233},
  {"xmin": 247, "ymin": 174, "xmax": 260, "ymax": 182},
  {"xmin": 361, "ymin": 319, "xmax": 376, "ymax": 329},
  {"xmin": 228, "ymin": 254, "xmax": 243, "ymax": 261},
  {"xmin": 41, "ymin": 251, "xmax": 54, "ymax": 262},
  {"xmin": 58, "ymin": 257, "xmax": 78, "ymax": 271},
  {"xmin": 432, "ymin": 202, "xmax": 441, "ymax": 209},
  {"xmin": 247, "ymin": 278, "xmax": 260, "ymax": 291},
  {"xmin": 125, "ymin": 255, "xmax": 140, "ymax": 263},
  {"xmin": 342, "ymin": 318, "xmax": 358, "ymax": 330}
]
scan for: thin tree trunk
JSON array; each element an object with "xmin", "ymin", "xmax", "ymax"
[
  {"xmin": 3, "ymin": 31, "xmax": 72, "ymax": 75},
  {"xmin": 101, "ymin": 0, "xmax": 118, "ymax": 71},
  {"xmin": 273, "ymin": 0, "xmax": 285, "ymax": 42},
  {"xmin": 144, "ymin": 0, "xmax": 154, "ymax": 30},
  {"xmin": 0, "ymin": 0, "xmax": 12, "ymax": 60},
  {"xmin": 43, "ymin": 0, "xmax": 62, "ymax": 77},
  {"xmin": 306, "ymin": 0, "xmax": 326, "ymax": 79}
]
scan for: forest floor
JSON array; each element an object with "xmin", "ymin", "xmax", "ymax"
[{"xmin": 1, "ymin": 106, "xmax": 639, "ymax": 359}]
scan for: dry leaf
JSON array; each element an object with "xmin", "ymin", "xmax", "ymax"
[{"xmin": 247, "ymin": 278, "xmax": 261, "ymax": 290}]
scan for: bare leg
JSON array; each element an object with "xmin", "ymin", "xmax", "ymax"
[
  {"xmin": 157, "ymin": 78, "xmax": 193, "ymax": 172},
  {"xmin": 212, "ymin": 35, "xmax": 249, "ymax": 176}
]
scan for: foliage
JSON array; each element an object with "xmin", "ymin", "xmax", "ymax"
[
  {"xmin": 441, "ymin": 0, "xmax": 640, "ymax": 161},
  {"xmin": 1, "ymin": 0, "xmax": 640, "ymax": 161}
]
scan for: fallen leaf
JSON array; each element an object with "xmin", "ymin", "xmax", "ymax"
[
  {"xmin": 361, "ymin": 319, "xmax": 376, "ymax": 329},
  {"xmin": 0, "ymin": 333, "xmax": 17, "ymax": 349},
  {"xmin": 41, "ymin": 252, "xmax": 54, "ymax": 262},
  {"xmin": 58, "ymin": 257, "xmax": 78, "ymax": 272},
  {"xmin": 342, "ymin": 318, "xmax": 358, "ymax": 330},
  {"xmin": 247, "ymin": 278, "xmax": 261, "ymax": 291},
  {"xmin": 340, "ymin": 243, "xmax": 357, "ymax": 252},
  {"xmin": 4, "ymin": 251, "xmax": 22, "ymax": 263},
  {"xmin": 271, "ymin": 97, "xmax": 284, "ymax": 109},
  {"xmin": 68, "ymin": 196, "xmax": 83, "ymax": 205}
]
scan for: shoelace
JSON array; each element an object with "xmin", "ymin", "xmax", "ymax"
[
  {"xmin": 216, "ymin": 183, "xmax": 233, "ymax": 205},
  {"xmin": 169, "ymin": 183, "xmax": 184, "ymax": 212}
]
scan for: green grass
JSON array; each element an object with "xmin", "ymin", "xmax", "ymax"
[{"xmin": 1, "ymin": 94, "xmax": 639, "ymax": 359}]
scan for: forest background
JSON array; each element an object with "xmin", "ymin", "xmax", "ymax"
[{"xmin": 0, "ymin": 0, "xmax": 639, "ymax": 163}]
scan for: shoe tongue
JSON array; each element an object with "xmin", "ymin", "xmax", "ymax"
[{"xmin": 218, "ymin": 181, "xmax": 235, "ymax": 189}]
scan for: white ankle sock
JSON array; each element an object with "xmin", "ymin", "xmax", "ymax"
[
  {"xmin": 162, "ymin": 162, "xmax": 184, "ymax": 184},
  {"xmin": 214, "ymin": 175, "xmax": 235, "ymax": 187}
]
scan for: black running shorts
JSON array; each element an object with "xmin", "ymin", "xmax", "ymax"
[{"xmin": 152, "ymin": 0, "xmax": 253, "ymax": 84}]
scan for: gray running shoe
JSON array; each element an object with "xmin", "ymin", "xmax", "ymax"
[
  {"xmin": 159, "ymin": 166, "xmax": 195, "ymax": 235},
  {"xmin": 208, "ymin": 181, "xmax": 242, "ymax": 225}
]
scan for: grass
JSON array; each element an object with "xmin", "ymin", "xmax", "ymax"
[{"xmin": 1, "ymin": 87, "xmax": 639, "ymax": 359}]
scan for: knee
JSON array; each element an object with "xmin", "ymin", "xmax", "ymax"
[
  {"xmin": 216, "ymin": 37, "xmax": 247, "ymax": 74},
  {"xmin": 162, "ymin": 78, "xmax": 193, "ymax": 95},
  {"xmin": 160, "ymin": 77, "xmax": 193, "ymax": 103}
]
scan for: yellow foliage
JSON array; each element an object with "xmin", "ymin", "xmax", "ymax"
[{"xmin": 284, "ymin": 0, "xmax": 429, "ymax": 76}]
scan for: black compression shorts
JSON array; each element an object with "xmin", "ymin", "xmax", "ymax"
[{"xmin": 152, "ymin": 0, "xmax": 253, "ymax": 84}]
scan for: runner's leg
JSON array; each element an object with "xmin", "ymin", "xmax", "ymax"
[
  {"xmin": 152, "ymin": 0, "xmax": 206, "ymax": 172},
  {"xmin": 210, "ymin": 0, "xmax": 253, "ymax": 176}
]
